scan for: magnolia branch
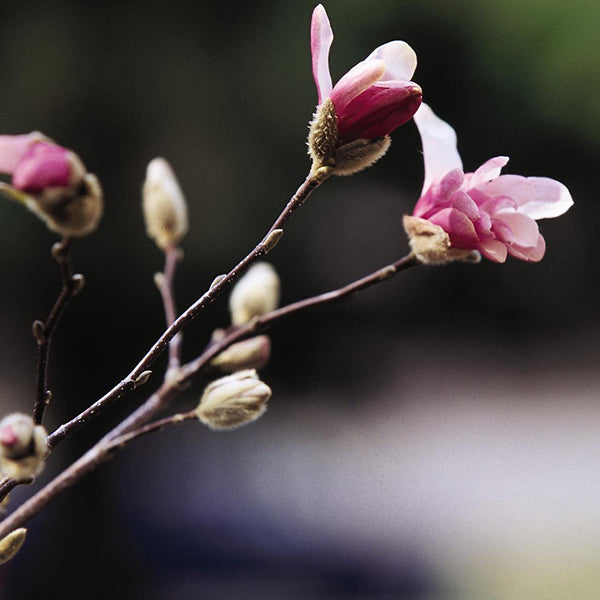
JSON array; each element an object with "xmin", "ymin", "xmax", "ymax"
[
  {"xmin": 0, "ymin": 251, "xmax": 418, "ymax": 536},
  {"xmin": 47, "ymin": 169, "xmax": 330, "ymax": 449},
  {"xmin": 32, "ymin": 237, "xmax": 84, "ymax": 426}
]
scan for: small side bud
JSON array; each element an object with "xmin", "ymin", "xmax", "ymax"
[
  {"xmin": 0, "ymin": 528, "xmax": 27, "ymax": 565},
  {"xmin": 209, "ymin": 274, "xmax": 226, "ymax": 290},
  {"xmin": 32, "ymin": 320, "xmax": 46, "ymax": 344},
  {"xmin": 0, "ymin": 413, "xmax": 47, "ymax": 480},
  {"xmin": 195, "ymin": 370, "xmax": 272, "ymax": 431},
  {"xmin": 229, "ymin": 263, "xmax": 280, "ymax": 327},
  {"xmin": 262, "ymin": 229, "xmax": 283, "ymax": 254},
  {"xmin": 70, "ymin": 273, "xmax": 85, "ymax": 295},
  {"xmin": 142, "ymin": 157, "xmax": 188, "ymax": 250},
  {"xmin": 133, "ymin": 370, "xmax": 152, "ymax": 388},
  {"xmin": 211, "ymin": 335, "xmax": 271, "ymax": 372}
]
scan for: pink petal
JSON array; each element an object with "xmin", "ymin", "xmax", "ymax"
[
  {"xmin": 0, "ymin": 134, "xmax": 40, "ymax": 174},
  {"xmin": 427, "ymin": 207, "xmax": 479, "ymax": 248},
  {"xmin": 365, "ymin": 41, "xmax": 417, "ymax": 81},
  {"xmin": 493, "ymin": 211, "xmax": 540, "ymax": 248},
  {"xmin": 464, "ymin": 156, "xmax": 509, "ymax": 188},
  {"xmin": 507, "ymin": 234, "xmax": 546, "ymax": 262},
  {"xmin": 311, "ymin": 4, "xmax": 334, "ymax": 103},
  {"xmin": 330, "ymin": 59, "xmax": 386, "ymax": 113},
  {"xmin": 412, "ymin": 168, "xmax": 464, "ymax": 218},
  {"xmin": 12, "ymin": 142, "xmax": 71, "ymax": 192},
  {"xmin": 448, "ymin": 190, "xmax": 479, "ymax": 220},
  {"xmin": 336, "ymin": 80, "xmax": 421, "ymax": 141},
  {"xmin": 478, "ymin": 240, "xmax": 508, "ymax": 263},
  {"xmin": 413, "ymin": 103, "xmax": 463, "ymax": 194},
  {"xmin": 523, "ymin": 177, "xmax": 574, "ymax": 219}
]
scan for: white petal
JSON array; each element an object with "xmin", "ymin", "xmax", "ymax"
[
  {"xmin": 311, "ymin": 4, "xmax": 334, "ymax": 103},
  {"xmin": 523, "ymin": 177, "xmax": 574, "ymax": 220},
  {"xmin": 413, "ymin": 103, "xmax": 463, "ymax": 194},
  {"xmin": 366, "ymin": 41, "xmax": 417, "ymax": 81}
]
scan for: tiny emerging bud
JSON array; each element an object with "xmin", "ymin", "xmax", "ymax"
[
  {"xmin": 403, "ymin": 215, "xmax": 480, "ymax": 265},
  {"xmin": 211, "ymin": 335, "xmax": 271, "ymax": 372},
  {"xmin": 142, "ymin": 157, "xmax": 188, "ymax": 250},
  {"xmin": 0, "ymin": 134, "xmax": 103, "ymax": 236},
  {"xmin": 0, "ymin": 528, "xmax": 27, "ymax": 565},
  {"xmin": 195, "ymin": 369, "xmax": 272, "ymax": 431},
  {"xmin": 0, "ymin": 413, "xmax": 47, "ymax": 480},
  {"xmin": 229, "ymin": 263, "xmax": 280, "ymax": 327}
]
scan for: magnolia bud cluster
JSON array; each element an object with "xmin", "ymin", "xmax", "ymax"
[
  {"xmin": 0, "ymin": 413, "xmax": 48, "ymax": 480},
  {"xmin": 199, "ymin": 263, "xmax": 280, "ymax": 430}
]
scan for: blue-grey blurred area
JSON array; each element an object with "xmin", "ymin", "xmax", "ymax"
[{"xmin": 0, "ymin": 0, "xmax": 597, "ymax": 598}]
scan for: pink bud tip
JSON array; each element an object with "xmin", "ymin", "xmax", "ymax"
[
  {"xmin": 12, "ymin": 142, "xmax": 72, "ymax": 193},
  {"xmin": 0, "ymin": 426, "xmax": 17, "ymax": 447}
]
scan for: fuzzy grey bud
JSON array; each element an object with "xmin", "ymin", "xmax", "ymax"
[
  {"xmin": 211, "ymin": 335, "xmax": 271, "ymax": 372},
  {"xmin": 0, "ymin": 413, "xmax": 47, "ymax": 480},
  {"xmin": 142, "ymin": 157, "xmax": 188, "ymax": 250},
  {"xmin": 195, "ymin": 370, "xmax": 272, "ymax": 430},
  {"xmin": 229, "ymin": 263, "xmax": 280, "ymax": 327}
]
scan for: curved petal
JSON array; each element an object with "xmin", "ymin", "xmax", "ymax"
[
  {"xmin": 413, "ymin": 103, "xmax": 463, "ymax": 194},
  {"xmin": 311, "ymin": 4, "xmax": 334, "ymax": 103},
  {"xmin": 507, "ymin": 234, "xmax": 546, "ymax": 262},
  {"xmin": 524, "ymin": 177, "xmax": 574, "ymax": 219},
  {"xmin": 427, "ymin": 207, "xmax": 479, "ymax": 248},
  {"xmin": 412, "ymin": 168, "xmax": 464, "ymax": 218},
  {"xmin": 336, "ymin": 80, "xmax": 421, "ymax": 141},
  {"xmin": 478, "ymin": 239, "xmax": 508, "ymax": 263},
  {"xmin": 493, "ymin": 211, "xmax": 539, "ymax": 248},
  {"xmin": 366, "ymin": 41, "xmax": 417, "ymax": 81},
  {"xmin": 465, "ymin": 156, "xmax": 509, "ymax": 188},
  {"xmin": 0, "ymin": 134, "xmax": 39, "ymax": 174},
  {"xmin": 330, "ymin": 59, "xmax": 386, "ymax": 113}
]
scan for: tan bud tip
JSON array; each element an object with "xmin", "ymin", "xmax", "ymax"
[
  {"xmin": 0, "ymin": 528, "xmax": 27, "ymax": 565},
  {"xmin": 142, "ymin": 157, "xmax": 188, "ymax": 250},
  {"xmin": 262, "ymin": 229, "xmax": 283, "ymax": 254},
  {"xmin": 71, "ymin": 273, "xmax": 85, "ymax": 295},
  {"xmin": 229, "ymin": 263, "xmax": 280, "ymax": 327},
  {"xmin": 195, "ymin": 370, "xmax": 272, "ymax": 431},
  {"xmin": 32, "ymin": 320, "xmax": 46, "ymax": 344},
  {"xmin": 0, "ymin": 414, "xmax": 47, "ymax": 480},
  {"xmin": 133, "ymin": 370, "xmax": 152, "ymax": 388},
  {"xmin": 209, "ymin": 274, "xmax": 227, "ymax": 291},
  {"xmin": 211, "ymin": 335, "xmax": 272, "ymax": 372}
]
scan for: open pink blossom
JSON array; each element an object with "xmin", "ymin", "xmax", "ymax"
[
  {"xmin": 411, "ymin": 104, "xmax": 573, "ymax": 262},
  {"xmin": 0, "ymin": 134, "xmax": 73, "ymax": 193},
  {"xmin": 311, "ymin": 4, "xmax": 422, "ymax": 143}
]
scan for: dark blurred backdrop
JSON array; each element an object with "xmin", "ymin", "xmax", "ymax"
[{"xmin": 0, "ymin": 1, "xmax": 597, "ymax": 599}]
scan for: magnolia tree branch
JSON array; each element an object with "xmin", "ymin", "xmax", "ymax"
[
  {"xmin": 155, "ymin": 245, "xmax": 183, "ymax": 370},
  {"xmin": 32, "ymin": 237, "xmax": 84, "ymax": 426},
  {"xmin": 0, "ymin": 251, "xmax": 418, "ymax": 537},
  {"xmin": 47, "ymin": 169, "xmax": 330, "ymax": 449}
]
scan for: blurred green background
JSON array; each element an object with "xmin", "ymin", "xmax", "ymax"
[{"xmin": 0, "ymin": 1, "xmax": 598, "ymax": 599}]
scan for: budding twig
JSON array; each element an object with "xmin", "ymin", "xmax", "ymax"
[
  {"xmin": 0, "ymin": 251, "xmax": 418, "ymax": 538},
  {"xmin": 32, "ymin": 237, "xmax": 84, "ymax": 426},
  {"xmin": 47, "ymin": 170, "xmax": 329, "ymax": 448}
]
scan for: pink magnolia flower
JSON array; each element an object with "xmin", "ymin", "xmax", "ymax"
[
  {"xmin": 0, "ymin": 133, "xmax": 74, "ymax": 193},
  {"xmin": 411, "ymin": 104, "xmax": 573, "ymax": 262},
  {"xmin": 311, "ymin": 4, "xmax": 422, "ymax": 143}
]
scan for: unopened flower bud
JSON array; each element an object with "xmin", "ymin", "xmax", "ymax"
[
  {"xmin": 195, "ymin": 369, "xmax": 272, "ymax": 430},
  {"xmin": 142, "ymin": 157, "xmax": 188, "ymax": 250},
  {"xmin": 0, "ymin": 413, "xmax": 47, "ymax": 480},
  {"xmin": 0, "ymin": 135, "xmax": 103, "ymax": 236},
  {"xmin": 0, "ymin": 528, "xmax": 27, "ymax": 565},
  {"xmin": 211, "ymin": 335, "xmax": 271, "ymax": 372},
  {"xmin": 403, "ymin": 215, "xmax": 480, "ymax": 265},
  {"xmin": 229, "ymin": 263, "xmax": 280, "ymax": 327}
]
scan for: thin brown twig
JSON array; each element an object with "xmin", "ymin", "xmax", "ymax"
[
  {"xmin": 32, "ymin": 237, "xmax": 83, "ymax": 425},
  {"xmin": 0, "ymin": 251, "xmax": 418, "ymax": 536},
  {"xmin": 47, "ymin": 169, "xmax": 329, "ymax": 449}
]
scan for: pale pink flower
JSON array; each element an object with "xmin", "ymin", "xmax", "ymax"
[
  {"xmin": 311, "ymin": 4, "xmax": 422, "ymax": 143},
  {"xmin": 412, "ymin": 104, "xmax": 573, "ymax": 262}
]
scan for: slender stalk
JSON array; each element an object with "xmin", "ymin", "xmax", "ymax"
[
  {"xmin": 0, "ymin": 252, "xmax": 419, "ymax": 537},
  {"xmin": 32, "ymin": 237, "xmax": 83, "ymax": 425},
  {"xmin": 156, "ymin": 245, "xmax": 182, "ymax": 370},
  {"xmin": 47, "ymin": 170, "xmax": 328, "ymax": 449}
]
